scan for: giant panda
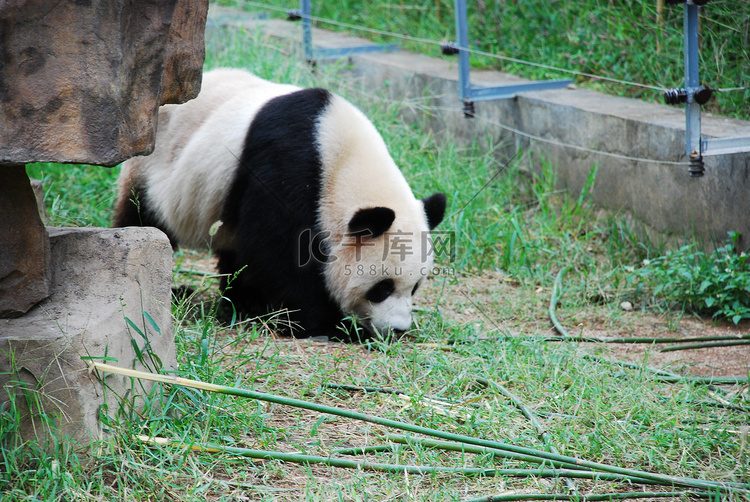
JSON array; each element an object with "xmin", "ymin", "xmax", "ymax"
[{"xmin": 114, "ymin": 68, "xmax": 446, "ymax": 340}]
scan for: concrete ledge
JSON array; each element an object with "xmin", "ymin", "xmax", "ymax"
[
  {"xmin": 210, "ymin": 5, "xmax": 750, "ymax": 248},
  {"xmin": 0, "ymin": 227, "xmax": 175, "ymax": 447}
]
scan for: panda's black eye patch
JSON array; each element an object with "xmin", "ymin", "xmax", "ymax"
[{"xmin": 366, "ymin": 279, "xmax": 395, "ymax": 304}]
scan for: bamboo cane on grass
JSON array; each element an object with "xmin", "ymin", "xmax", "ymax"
[
  {"xmin": 464, "ymin": 491, "xmax": 710, "ymax": 502},
  {"xmin": 549, "ymin": 266, "xmax": 572, "ymax": 338},
  {"xmin": 91, "ymin": 363, "xmax": 750, "ymax": 494},
  {"xmin": 660, "ymin": 338, "xmax": 750, "ymax": 352},
  {"xmin": 135, "ymin": 435, "xmax": 699, "ymax": 485},
  {"xmin": 332, "ymin": 444, "xmax": 399, "ymax": 456},
  {"xmin": 474, "ymin": 376, "xmax": 578, "ymax": 495},
  {"xmin": 545, "ymin": 334, "xmax": 750, "ymax": 344},
  {"xmin": 582, "ymin": 355, "xmax": 749, "ymax": 387},
  {"xmin": 384, "ymin": 435, "xmax": 659, "ymax": 485}
]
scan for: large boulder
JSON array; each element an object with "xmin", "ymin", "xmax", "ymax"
[
  {"xmin": 0, "ymin": 227, "xmax": 176, "ymax": 446},
  {"xmin": 0, "ymin": 166, "xmax": 51, "ymax": 317},
  {"xmin": 0, "ymin": 0, "xmax": 207, "ymax": 317},
  {"xmin": 0, "ymin": 0, "xmax": 208, "ymax": 166}
]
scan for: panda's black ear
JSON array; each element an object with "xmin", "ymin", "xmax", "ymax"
[
  {"xmin": 422, "ymin": 193, "xmax": 447, "ymax": 230},
  {"xmin": 348, "ymin": 207, "xmax": 396, "ymax": 238}
]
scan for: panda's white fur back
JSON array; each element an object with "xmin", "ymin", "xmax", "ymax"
[{"xmin": 119, "ymin": 69, "xmax": 301, "ymax": 250}]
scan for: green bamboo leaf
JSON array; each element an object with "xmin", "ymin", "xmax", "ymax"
[
  {"xmin": 80, "ymin": 355, "xmax": 119, "ymax": 363},
  {"xmin": 131, "ymin": 338, "xmax": 143, "ymax": 361},
  {"xmin": 125, "ymin": 317, "xmax": 147, "ymax": 341},
  {"xmin": 143, "ymin": 311, "xmax": 161, "ymax": 335}
]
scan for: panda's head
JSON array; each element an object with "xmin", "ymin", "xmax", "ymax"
[
  {"xmin": 323, "ymin": 192, "xmax": 447, "ymax": 338},
  {"xmin": 311, "ymin": 93, "xmax": 448, "ymax": 338}
]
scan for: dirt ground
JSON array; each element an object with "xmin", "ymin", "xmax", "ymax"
[
  {"xmin": 425, "ymin": 270, "xmax": 750, "ymax": 379},
  {"xmin": 178, "ymin": 255, "xmax": 749, "ymax": 379}
]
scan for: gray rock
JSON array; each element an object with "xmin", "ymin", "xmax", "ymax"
[
  {"xmin": 161, "ymin": 0, "xmax": 209, "ymax": 106},
  {"xmin": 29, "ymin": 178, "xmax": 49, "ymax": 224},
  {"xmin": 0, "ymin": 0, "xmax": 208, "ymax": 166},
  {"xmin": 0, "ymin": 227, "xmax": 175, "ymax": 446},
  {"xmin": 0, "ymin": 166, "xmax": 51, "ymax": 317}
]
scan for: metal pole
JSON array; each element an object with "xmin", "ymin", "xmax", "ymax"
[
  {"xmin": 454, "ymin": 0, "xmax": 471, "ymax": 103},
  {"xmin": 684, "ymin": 1, "xmax": 703, "ymax": 176},
  {"xmin": 301, "ymin": 0, "xmax": 313, "ymax": 63}
]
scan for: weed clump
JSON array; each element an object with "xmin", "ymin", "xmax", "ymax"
[{"xmin": 631, "ymin": 233, "xmax": 750, "ymax": 324}]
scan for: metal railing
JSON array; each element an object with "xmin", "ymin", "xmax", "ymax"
[
  {"xmin": 285, "ymin": 0, "xmax": 749, "ymax": 176},
  {"xmin": 665, "ymin": 0, "xmax": 750, "ymax": 176}
]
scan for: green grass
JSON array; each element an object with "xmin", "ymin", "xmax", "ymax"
[
  {"xmin": 6, "ymin": 21, "xmax": 750, "ymax": 502},
  {"xmin": 25, "ymin": 162, "xmax": 119, "ymax": 228},
  {"xmin": 241, "ymin": 0, "xmax": 750, "ymax": 121}
]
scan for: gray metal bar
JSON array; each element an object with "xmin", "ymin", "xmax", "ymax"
[
  {"xmin": 313, "ymin": 44, "xmax": 401, "ymax": 60},
  {"xmin": 453, "ymin": 0, "xmax": 571, "ymax": 108},
  {"xmin": 702, "ymin": 137, "xmax": 750, "ymax": 156},
  {"xmin": 301, "ymin": 0, "xmax": 313, "ymax": 62},
  {"xmin": 684, "ymin": 2, "xmax": 701, "ymax": 159},
  {"xmin": 205, "ymin": 11, "xmax": 268, "ymax": 27},
  {"xmin": 469, "ymin": 79, "xmax": 574, "ymax": 101},
  {"xmin": 454, "ymin": 0, "xmax": 472, "ymax": 102}
]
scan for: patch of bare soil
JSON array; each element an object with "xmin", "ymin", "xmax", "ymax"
[
  {"xmin": 580, "ymin": 316, "xmax": 750, "ymax": 378},
  {"xmin": 177, "ymin": 255, "xmax": 749, "ymax": 379},
  {"xmin": 426, "ymin": 271, "xmax": 750, "ymax": 379}
]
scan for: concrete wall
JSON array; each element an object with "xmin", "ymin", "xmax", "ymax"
[{"xmin": 211, "ymin": 6, "xmax": 750, "ymax": 249}]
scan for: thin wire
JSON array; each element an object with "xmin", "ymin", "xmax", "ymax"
[
  {"xmin": 335, "ymin": 80, "xmax": 690, "ymax": 167},
  {"xmin": 463, "ymin": 46, "xmax": 665, "ymax": 92},
  {"xmin": 243, "ymin": 0, "xmax": 445, "ymax": 47},
  {"xmin": 242, "ymin": 0, "xmax": 748, "ymax": 95},
  {"xmin": 472, "ymin": 112, "xmax": 690, "ymax": 166},
  {"xmin": 242, "ymin": 0, "xmax": 664, "ymax": 92}
]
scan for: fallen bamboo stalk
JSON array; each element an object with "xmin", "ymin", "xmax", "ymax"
[
  {"xmin": 463, "ymin": 490, "xmax": 710, "ymax": 502},
  {"xmin": 136, "ymin": 435, "xmax": 686, "ymax": 484},
  {"xmin": 92, "ymin": 363, "xmax": 750, "ymax": 494},
  {"xmin": 549, "ymin": 266, "xmax": 572, "ymax": 337},
  {"xmin": 660, "ymin": 338, "xmax": 750, "ymax": 352}
]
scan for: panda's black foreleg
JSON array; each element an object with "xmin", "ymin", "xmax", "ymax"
[
  {"xmin": 214, "ymin": 250, "xmax": 267, "ymax": 322},
  {"xmin": 214, "ymin": 250, "xmax": 362, "ymax": 342}
]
